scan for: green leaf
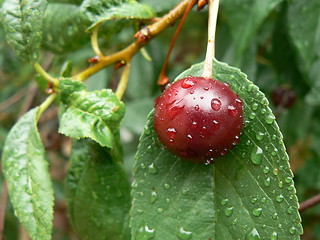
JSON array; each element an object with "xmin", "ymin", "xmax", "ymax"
[
  {"xmin": 59, "ymin": 78, "xmax": 125, "ymax": 148},
  {"xmin": 139, "ymin": 0, "xmax": 180, "ymax": 13},
  {"xmin": 48, "ymin": 0, "xmax": 83, "ymax": 5},
  {"xmin": 287, "ymin": 0, "xmax": 320, "ymax": 104},
  {"xmin": 86, "ymin": 2, "xmax": 156, "ymax": 31},
  {"xmin": 222, "ymin": 0, "xmax": 283, "ymax": 65},
  {"xmin": 271, "ymin": 2, "xmax": 307, "ymax": 95},
  {"xmin": 130, "ymin": 61, "xmax": 303, "ymax": 239},
  {"xmin": 42, "ymin": 3, "xmax": 90, "ymax": 53},
  {"xmin": 59, "ymin": 61, "xmax": 73, "ymax": 77},
  {"xmin": 0, "ymin": 0, "xmax": 47, "ymax": 62},
  {"xmin": 59, "ymin": 78, "xmax": 86, "ymax": 103},
  {"xmin": 80, "ymin": 0, "xmax": 127, "ymax": 22},
  {"xmin": 66, "ymin": 139, "xmax": 131, "ymax": 240},
  {"xmin": 2, "ymin": 107, "xmax": 54, "ymax": 240}
]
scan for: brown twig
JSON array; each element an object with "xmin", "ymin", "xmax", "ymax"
[
  {"xmin": 0, "ymin": 181, "xmax": 8, "ymax": 240},
  {"xmin": 157, "ymin": 0, "xmax": 197, "ymax": 86},
  {"xmin": 299, "ymin": 193, "xmax": 320, "ymax": 212},
  {"xmin": 0, "ymin": 88, "xmax": 27, "ymax": 112},
  {"xmin": 19, "ymin": 225, "xmax": 30, "ymax": 240},
  {"xmin": 18, "ymin": 83, "xmax": 38, "ymax": 118},
  {"xmin": 72, "ymin": 0, "xmax": 192, "ymax": 82}
]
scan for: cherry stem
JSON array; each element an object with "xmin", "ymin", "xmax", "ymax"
[
  {"xmin": 157, "ymin": 0, "xmax": 197, "ymax": 86},
  {"xmin": 91, "ymin": 23, "xmax": 104, "ymax": 57},
  {"xmin": 202, "ymin": 0, "xmax": 220, "ymax": 79},
  {"xmin": 34, "ymin": 63, "xmax": 59, "ymax": 86},
  {"xmin": 115, "ymin": 63, "xmax": 131, "ymax": 100},
  {"xmin": 299, "ymin": 193, "xmax": 320, "ymax": 213}
]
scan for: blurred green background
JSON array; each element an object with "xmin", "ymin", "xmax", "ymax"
[{"xmin": 1, "ymin": 0, "xmax": 319, "ymax": 239}]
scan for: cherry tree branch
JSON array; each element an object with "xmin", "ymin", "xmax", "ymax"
[
  {"xmin": 72, "ymin": 0, "xmax": 192, "ymax": 82},
  {"xmin": 299, "ymin": 193, "xmax": 320, "ymax": 212}
]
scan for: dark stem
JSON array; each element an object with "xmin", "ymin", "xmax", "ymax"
[
  {"xmin": 299, "ymin": 193, "xmax": 320, "ymax": 212},
  {"xmin": 157, "ymin": 0, "xmax": 197, "ymax": 86}
]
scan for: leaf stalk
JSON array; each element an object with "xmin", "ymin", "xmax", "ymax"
[
  {"xmin": 34, "ymin": 63, "xmax": 59, "ymax": 86},
  {"xmin": 36, "ymin": 93, "xmax": 57, "ymax": 122},
  {"xmin": 91, "ymin": 23, "xmax": 104, "ymax": 57},
  {"xmin": 115, "ymin": 63, "xmax": 131, "ymax": 100}
]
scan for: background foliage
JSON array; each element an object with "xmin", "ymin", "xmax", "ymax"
[{"xmin": 0, "ymin": 0, "xmax": 319, "ymax": 239}]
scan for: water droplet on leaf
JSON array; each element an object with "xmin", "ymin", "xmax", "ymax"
[
  {"xmin": 271, "ymin": 232, "xmax": 278, "ymax": 240},
  {"xmin": 149, "ymin": 191, "xmax": 158, "ymax": 204},
  {"xmin": 177, "ymin": 227, "xmax": 193, "ymax": 240},
  {"xmin": 251, "ymin": 146, "xmax": 263, "ymax": 165},
  {"xmin": 248, "ymin": 227, "xmax": 261, "ymax": 240},
  {"xmin": 264, "ymin": 177, "xmax": 271, "ymax": 187},
  {"xmin": 276, "ymin": 195, "xmax": 284, "ymax": 203},
  {"xmin": 256, "ymin": 132, "xmax": 265, "ymax": 140},
  {"xmin": 252, "ymin": 208, "xmax": 263, "ymax": 217},
  {"xmin": 148, "ymin": 163, "xmax": 158, "ymax": 174},
  {"xmin": 225, "ymin": 207, "xmax": 234, "ymax": 216},
  {"xmin": 138, "ymin": 225, "xmax": 155, "ymax": 240},
  {"xmin": 266, "ymin": 114, "xmax": 275, "ymax": 124},
  {"xmin": 221, "ymin": 199, "xmax": 229, "ymax": 205}
]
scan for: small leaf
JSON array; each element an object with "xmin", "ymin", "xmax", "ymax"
[
  {"xmin": 48, "ymin": 0, "xmax": 82, "ymax": 5},
  {"xmin": 139, "ymin": 0, "xmax": 180, "ymax": 13},
  {"xmin": 85, "ymin": 2, "xmax": 156, "ymax": 31},
  {"xmin": 0, "ymin": 0, "xmax": 47, "ymax": 62},
  {"xmin": 59, "ymin": 78, "xmax": 86, "ymax": 103},
  {"xmin": 59, "ymin": 106, "xmax": 115, "ymax": 148},
  {"xmin": 59, "ymin": 61, "xmax": 73, "ymax": 77},
  {"xmin": 42, "ymin": 3, "xmax": 90, "ymax": 53},
  {"xmin": 59, "ymin": 78, "xmax": 125, "ymax": 148},
  {"xmin": 2, "ymin": 107, "xmax": 54, "ymax": 240},
  {"xmin": 66, "ymin": 139, "xmax": 131, "ymax": 240},
  {"xmin": 130, "ymin": 61, "xmax": 303, "ymax": 239},
  {"xmin": 222, "ymin": 0, "xmax": 283, "ymax": 65}
]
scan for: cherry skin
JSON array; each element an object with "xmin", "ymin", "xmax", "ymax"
[{"xmin": 154, "ymin": 76, "xmax": 244, "ymax": 164}]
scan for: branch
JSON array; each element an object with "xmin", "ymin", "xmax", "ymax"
[
  {"xmin": 0, "ymin": 88, "xmax": 27, "ymax": 112},
  {"xmin": 72, "ymin": 0, "xmax": 192, "ymax": 82},
  {"xmin": 0, "ymin": 181, "xmax": 8, "ymax": 240},
  {"xmin": 299, "ymin": 193, "xmax": 320, "ymax": 213}
]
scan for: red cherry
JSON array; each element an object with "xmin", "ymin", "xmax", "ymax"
[{"xmin": 154, "ymin": 76, "xmax": 244, "ymax": 164}]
